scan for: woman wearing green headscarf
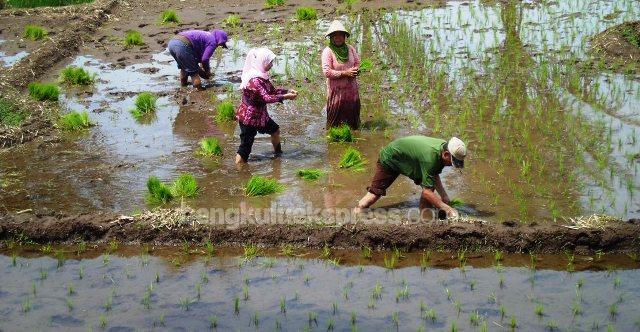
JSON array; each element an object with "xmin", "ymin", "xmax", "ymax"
[{"xmin": 321, "ymin": 20, "xmax": 361, "ymax": 129}]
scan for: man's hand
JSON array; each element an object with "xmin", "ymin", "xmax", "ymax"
[{"xmin": 445, "ymin": 207, "xmax": 459, "ymax": 218}]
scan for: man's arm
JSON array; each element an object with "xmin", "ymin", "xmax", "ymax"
[
  {"xmin": 434, "ymin": 175, "xmax": 450, "ymax": 204},
  {"xmin": 420, "ymin": 188, "xmax": 458, "ymax": 218}
]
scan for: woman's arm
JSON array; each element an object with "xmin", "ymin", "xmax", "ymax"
[
  {"xmin": 321, "ymin": 48, "xmax": 343, "ymax": 79},
  {"xmin": 254, "ymin": 78, "xmax": 285, "ymax": 104}
]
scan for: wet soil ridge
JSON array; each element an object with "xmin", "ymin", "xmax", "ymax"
[
  {"xmin": 590, "ymin": 20, "xmax": 640, "ymax": 69},
  {"xmin": 0, "ymin": 90, "xmax": 54, "ymax": 148},
  {"xmin": 0, "ymin": 0, "xmax": 119, "ymax": 89},
  {"xmin": 1, "ymin": 210, "xmax": 639, "ymax": 254}
]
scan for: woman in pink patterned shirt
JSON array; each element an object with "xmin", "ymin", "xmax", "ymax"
[
  {"xmin": 235, "ymin": 48, "xmax": 298, "ymax": 164},
  {"xmin": 321, "ymin": 20, "xmax": 361, "ymax": 129}
]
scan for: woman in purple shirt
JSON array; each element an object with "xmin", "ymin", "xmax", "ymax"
[{"xmin": 168, "ymin": 29, "xmax": 228, "ymax": 90}]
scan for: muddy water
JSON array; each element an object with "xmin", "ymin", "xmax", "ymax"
[
  {"xmin": 0, "ymin": 39, "xmax": 29, "ymax": 67},
  {"xmin": 1, "ymin": 250, "xmax": 639, "ymax": 331}
]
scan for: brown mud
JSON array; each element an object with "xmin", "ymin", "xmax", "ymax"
[
  {"xmin": 589, "ymin": 20, "xmax": 640, "ymax": 73},
  {"xmin": 1, "ymin": 209, "xmax": 639, "ymax": 254}
]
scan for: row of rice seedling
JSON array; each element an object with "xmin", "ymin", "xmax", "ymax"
[{"xmin": 146, "ymin": 174, "xmax": 200, "ymax": 205}]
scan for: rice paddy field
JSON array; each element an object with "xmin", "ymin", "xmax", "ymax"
[{"xmin": 1, "ymin": 0, "xmax": 640, "ymax": 330}]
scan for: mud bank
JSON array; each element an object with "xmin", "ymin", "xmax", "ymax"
[
  {"xmin": 1, "ymin": 209, "xmax": 639, "ymax": 254},
  {"xmin": 590, "ymin": 20, "xmax": 640, "ymax": 72}
]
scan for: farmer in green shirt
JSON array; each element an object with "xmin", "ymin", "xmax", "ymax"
[{"xmin": 354, "ymin": 136, "xmax": 467, "ymax": 218}]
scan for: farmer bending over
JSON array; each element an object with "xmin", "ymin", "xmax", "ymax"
[
  {"xmin": 168, "ymin": 29, "xmax": 228, "ymax": 90},
  {"xmin": 354, "ymin": 136, "xmax": 467, "ymax": 218}
]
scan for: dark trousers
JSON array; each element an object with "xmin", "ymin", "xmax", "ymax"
[{"xmin": 237, "ymin": 119, "xmax": 280, "ymax": 161}]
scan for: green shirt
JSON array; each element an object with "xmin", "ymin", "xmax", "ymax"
[{"xmin": 379, "ymin": 136, "xmax": 446, "ymax": 188}]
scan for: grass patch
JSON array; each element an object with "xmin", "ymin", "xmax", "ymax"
[
  {"xmin": 296, "ymin": 7, "xmax": 317, "ymax": 21},
  {"xmin": 58, "ymin": 111, "xmax": 93, "ymax": 131},
  {"xmin": 327, "ymin": 124, "xmax": 354, "ymax": 143},
  {"xmin": 215, "ymin": 101, "xmax": 236, "ymax": 123},
  {"xmin": 146, "ymin": 176, "xmax": 174, "ymax": 205},
  {"xmin": 197, "ymin": 137, "xmax": 223, "ymax": 157},
  {"xmin": 171, "ymin": 173, "xmax": 199, "ymax": 198},
  {"xmin": 359, "ymin": 59, "xmax": 373, "ymax": 72},
  {"xmin": 0, "ymin": 98, "xmax": 26, "ymax": 127},
  {"xmin": 339, "ymin": 147, "xmax": 366, "ymax": 171},
  {"xmin": 264, "ymin": 0, "xmax": 284, "ymax": 8},
  {"xmin": 28, "ymin": 82, "xmax": 59, "ymax": 101},
  {"xmin": 60, "ymin": 66, "xmax": 95, "ymax": 85},
  {"xmin": 297, "ymin": 169, "xmax": 323, "ymax": 181},
  {"xmin": 24, "ymin": 25, "xmax": 47, "ymax": 41},
  {"xmin": 124, "ymin": 30, "xmax": 144, "ymax": 47},
  {"xmin": 621, "ymin": 25, "xmax": 640, "ymax": 48},
  {"xmin": 245, "ymin": 176, "xmax": 284, "ymax": 197},
  {"xmin": 160, "ymin": 10, "xmax": 180, "ymax": 24},
  {"xmin": 8, "ymin": 0, "xmax": 91, "ymax": 8},
  {"xmin": 224, "ymin": 14, "xmax": 241, "ymax": 28},
  {"xmin": 131, "ymin": 92, "xmax": 157, "ymax": 121}
]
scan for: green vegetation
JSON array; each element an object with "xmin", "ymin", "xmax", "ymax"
[
  {"xmin": 339, "ymin": 147, "xmax": 365, "ymax": 171},
  {"xmin": 124, "ymin": 30, "xmax": 144, "ymax": 47},
  {"xmin": 24, "ymin": 25, "xmax": 47, "ymax": 41},
  {"xmin": 296, "ymin": 7, "xmax": 317, "ymax": 21},
  {"xmin": 225, "ymin": 14, "xmax": 241, "ymax": 28},
  {"xmin": 215, "ymin": 101, "xmax": 236, "ymax": 123},
  {"xmin": 327, "ymin": 124, "xmax": 354, "ymax": 142},
  {"xmin": 245, "ymin": 176, "xmax": 284, "ymax": 196},
  {"xmin": 264, "ymin": 0, "xmax": 284, "ymax": 8},
  {"xmin": 449, "ymin": 198, "xmax": 465, "ymax": 207},
  {"xmin": 197, "ymin": 137, "xmax": 223, "ymax": 157},
  {"xmin": 58, "ymin": 111, "xmax": 93, "ymax": 131},
  {"xmin": 160, "ymin": 10, "xmax": 180, "ymax": 24},
  {"xmin": 0, "ymin": 98, "xmax": 25, "ymax": 127},
  {"xmin": 359, "ymin": 59, "xmax": 373, "ymax": 72},
  {"xmin": 621, "ymin": 25, "xmax": 640, "ymax": 48},
  {"xmin": 296, "ymin": 169, "xmax": 323, "ymax": 181},
  {"xmin": 131, "ymin": 92, "xmax": 157, "ymax": 121},
  {"xmin": 60, "ymin": 66, "xmax": 95, "ymax": 85},
  {"xmin": 146, "ymin": 176, "xmax": 174, "ymax": 205},
  {"xmin": 8, "ymin": 0, "xmax": 91, "ymax": 8},
  {"xmin": 171, "ymin": 173, "xmax": 199, "ymax": 198},
  {"xmin": 28, "ymin": 82, "xmax": 59, "ymax": 101}
]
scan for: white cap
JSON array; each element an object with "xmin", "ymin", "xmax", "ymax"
[
  {"xmin": 325, "ymin": 20, "xmax": 350, "ymax": 37},
  {"xmin": 447, "ymin": 137, "xmax": 467, "ymax": 168}
]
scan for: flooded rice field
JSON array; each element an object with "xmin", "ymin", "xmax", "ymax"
[
  {"xmin": 1, "ymin": 0, "xmax": 640, "ymax": 223},
  {"xmin": 1, "ymin": 247, "xmax": 639, "ymax": 331}
]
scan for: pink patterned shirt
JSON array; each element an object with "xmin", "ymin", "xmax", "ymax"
[{"xmin": 236, "ymin": 77, "xmax": 287, "ymax": 127}]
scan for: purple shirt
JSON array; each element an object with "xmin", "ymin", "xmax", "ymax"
[{"xmin": 178, "ymin": 30, "xmax": 227, "ymax": 70}]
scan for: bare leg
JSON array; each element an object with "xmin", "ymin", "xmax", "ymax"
[
  {"xmin": 271, "ymin": 129, "xmax": 282, "ymax": 155},
  {"xmin": 235, "ymin": 153, "xmax": 246, "ymax": 165},
  {"xmin": 180, "ymin": 70, "xmax": 188, "ymax": 86},
  {"xmin": 354, "ymin": 192, "xmax": 381, "ymax": 213}
]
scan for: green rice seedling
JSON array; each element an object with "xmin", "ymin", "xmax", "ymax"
[
  {"xmin": 179, "ymin": 297, "xmax": 193, "ymax": 311},
  {"xmin": 396, "ymin": 285, "xmax": 409, "ymax": 302},
  {"xmin": 607, "ymin": 324, "xmax": 615, "ymax": 332},
  {"xmin": 242, "ymin": 285, "xmax": 249, "ymax": 301},
  {"xmin": 160, "ymin": 10, "xmax": 180, "ymax": 24},
  {"xmin": 296, "ymin": 7, "xmax": 317, "ymax": 21},
  {"xmin": 155, "ymin": 272, "xmax": 160, "ymax": 283},
  {"xmin": 31, "ymin": 282, "xmax": 36, "ymax": 296},
  {"xmin": 609, "ymin": 303, "xmax": 618, "ymax": 319},
  {"xmin": 24, "ymin": 25, "xmax": 47, "ymax": 40},
  {"xmin": 66, "ymin": 298, "xmax": 74, "ymax": 311},
  {"xmin": 572, "ymin": 302, "xmax": 583, "ymax": 316},
  {"xmin": 28, "ymin": 82, "xmax": 59, "ymax": 101},
  {"xmin": 470, "ymin": 280, "xmax": 476, "ymax": 291},
  {"xmin": 60, "ymin": 66, "xmax": 95, "ymax": 85},
  {"xmin": 576, "ymin": 278, "xmax": 584, "ymax": 289},
  {"xmin": 332, "ymin": 301, "xmax": 338, "ymax": 315},
  {"xmin": 383, "ymin": 253, "xmax": 397, "ymax": 269},
  {"xmin": 328, "ymin": 124, "xmax": 354, "ymax": 142},
  {"xmin": 200, "ymin": 271, "xmax": 209, "ymax": 283},
  {"xmin": 320, "ymin": 244, "xmax": 331, "ymax": 259},
  {"xmin": 131, "ymin": 92, "xmax": 157, "ymax": 120},
  {"xmin": 67, "ymin": 282, "xmax": 75, "ymax": 295},
  {"xmin": 252, "ymin": 312, "xmax": 259, "ymax": 327},
  {"xmin": 392, "ymin": 311, "xmax": 399, "ymax": 328},
  {"xmin": 243, "ymin": 243, "xmax": 261, "ymax": 260},
  {"xmin": 124, "ymin": 30, "xmax": 144, "ymax": 47},
  {"xmin": 350, "ymin": 311, "xmax": 357, "ymax": 326},
  {"xmin": 450, "ymin": 322, "xmax": 458, "ymax": 332},
  {"xmin": 359, "ymin": 59, "xmax": 373, "ymax": 73},
  {"xmin": 470, "ymin": 311, "xmax": 480, "ymax": 326},
  {"xmin": 78, "ymin": 266, "xmax": 84, "ymax": 279},
  {"xmin": 209, "ymin": 315, "xmax": 218, "ymax": 329},
  {"xmin": 245, "ymin": 176, "xmax": 284, "ymax": 196},
  {"xmin": 423, "ymin": 309, "xmax": 437, "ymax": 323},
  {"xmin": 146, "ymin": 176, "xmax": 174, "ymax": 205},
  {"xmin": 280, "ymin": 296, "xmax": 286, "ymax": 313},
  {"xmin": 171, "ymin": 173, "xmax": 199, "ymax": 198},
  {"xmin": 339, "ymin": 147, "xmax": 365, "ymax": 170},
  {"xmin": 499, "ymin": 305, "xmax": 506, "ymax": 319},
  {"xmin": 535, "ymin": 303, "xmax": 545, "ymax": 317},
  {"xmin": 264, "ymin": 0, "xmax": 284, "ymax": 8},
  {"xmin": 99, "ymin": 314, "xmax": 107, "ymax": 328},
  {"xmin": 204, "ymin": 240, "xmax": 215, "ymax": 256},
  {"xmin": 421, "ymin": 251, "xmax": 431, "ymax": 270},
  {"xmin": 215, "ymin": 101, "xmax": 236, "ymax": 123},
  {"xmin": 494, "ymin": 250, "xmax": 503, "ymax": 262},
  {"xmin": 22, "ymin": 298, "xmax": 31, "ymax": 312},
  {"xmin": 546, "ymin": 320, "xmax": 558, "ymax": 331},
  {"xmin": 297, "ymin": 169, "xmax": 323, "ymax": 181},
  {"xmin": 104, "ymin": 295, "xmax": 113, "ymax": 311},
  {"xmin": 509, "ymin": 316, "xmax": 518, "ymax": 329},
  {"xmin": 39, "ymin": 267, "xmax": 48, "ymax": 280},
  {"xmin": 361, "ymin": 245, "xmax": 372, "ymax": 259},
  {"xmin": 58, "ymin": 111, "xmax": 93, "ymax": 131},
  {"xmin": 445, "ymin": 288, "xmax": 451, "ymax": 300},
  {"xmin": 76, "ymin": 241, "xmax": 87, "ymax": 255},
  {"xmin": 308, "ymin": 311, "xmax": 318, "ymax": 327},
  {"xmin": 327, "ymin": 318, "xmax": 335, "ymax": 330},
  {"xmin": 280, "ymin": 244, "xmax": 294, "ymax": 257},
  {"xmin": 621, "ymin": 25, "xmax": 640, "ymax": 48},
  {"xmin": 225, "ymin": 14, "xmax": 241, "ymax": 28},
  {"xmin": 372, "ymin": 282, "xmax": 382, "ymax": 300},
  {"xmin": 613, "ymin": 277, "xmax": 620, "ymax": 288},
  {"xmin": 0, "ymin": 98, "xmax": 26, "ymax": 127},
  {"xmin": 449, "ymin": 198, "xmax": 465, "ymax": 207},
  {"xmin": 197, "ymin": 137, "xmax": 223, "ymax": 157},
  {"xmin": 454, "ymin": 300, "xmax": 462, "ymax": 315},
  {"xmin": 11, "ymin": 253, "xmax": 17, "ymax": 267},
  {"xmin": 102, "ymin": 253, "xmax": 110, "ymax": 265}
]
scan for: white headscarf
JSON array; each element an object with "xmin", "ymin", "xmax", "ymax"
[{"xmin": 239, "ymin": 48, "xmax": 276, "ymax": 89}]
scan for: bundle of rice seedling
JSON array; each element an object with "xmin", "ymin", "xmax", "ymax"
[
  {"xmin": 449, "ymin": 198, "xmax": 465, "ymax": 208},
  {"xmin": 28, "ymin": 82, "xmax": 59, "ymax": 101},
  {"xmin": 24, "ymin": 25, "xmax": 47, "ymax": 40},
  {"xmin": 171, "ymin": 173, "xmax": 199, "ymax": 198},
  {"xmin": 124, "ymin": 30, "xmax": 144, "ymax": 47},
  {"xmin": 60, "ymin": 66, "xmax": 95, "ymax": 85},
  {"xmin": 339, "ymin": 147, "xmax": 365, "ymax": 171},
  {"xmin": 58, "ymin": 111, "xmax": 93, "ymax": 130},
  {"xmin": 296, "ymin": 7, "xmax": 317, "ymax": 21},
  {"xmin": 327, "ymin": 124, "xmax": 354, "ymax": 143},
  {"xmin": 359, "ymin": 59, "xmax": 373, "ymax": 72},
  {"xmin": 160, "ymin": 10, "xmax": 180, "ymax": 24},
  {"xmin": 197, "ymin": 137, "xmax": 223, "ymax": 157},
  {"xmin": 131, "ymin": 92, "xmax": 157, "ymax": 120},
  {"xmin": 297, "ymin": 169, "xmax": 323, "ymax": 181},
  {"xmin": 146, "ymin": 176, "xmax": 174, "ymax": 205},
  {"xmin": 245, "ymin": 176, "xmax": 284, "ymax": 196},
  {"xmin": 215, "ymin": 101, "xmax": 236, "ymax": 123},
  {"xmin": 225, "ymin": 14, "xmax": 241, "ymax": 28}
]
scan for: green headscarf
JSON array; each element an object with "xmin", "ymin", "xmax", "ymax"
[{"xmin": 328, "ymin": 40, "xmax": 349, "ymax": 63}]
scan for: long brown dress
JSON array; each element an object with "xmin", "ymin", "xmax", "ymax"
[{"xmin": 321, "ymin": 45, "xmax": 361, "ymax": 129}]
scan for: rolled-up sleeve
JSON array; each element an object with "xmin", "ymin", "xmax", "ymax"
[
  {"xmin": 255, "ymin": 79, "xmax": 284, "ymax": 103},
  {"xmin": 321, "ymin": 48, "xmax": 342, "ymax": 79}
]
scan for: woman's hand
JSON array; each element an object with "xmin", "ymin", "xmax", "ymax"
[
  {"xmin": 342, "ymin": 67, "xmax": 359, "ymax": 78},
  {"xmin": 289, "ymin": 89, "xmax": 298, "ymax": 95},
  {"xmin": 283, "ymin": 92, "xmax": 298, "ymax": 100}
]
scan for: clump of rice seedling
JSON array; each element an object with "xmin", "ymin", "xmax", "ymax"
[
  {"xmin": 280, "ymin": 244, "xmax": 294, "ymax": 257},
  {"xmin": 24, "ymin": 25, "xmax": 47, "ymax": 40},
  {"xmin": 339, "ymin": 147, "xmax": 366, "ymax": 170},
  {"xmin": 124, "ymin": 30, "xmax": 144, "ymax": 47},
  {"xmin": 245, "ymin": 176, "xmax": 284, "ymax": 196},
  {"xmin": 197, "ymin": 137, "xmax": 223, "ymax": 157},
  {"xmin": 28, "ymin": 82, "xmax": 59, "ymax": 101},
  {"xmin": 60, "ymin": 66, "xmax": 95, "ymax": 85},
  {"xmin": 621, "ymin": 25, "xmax": 640, "ymax": 48},
  {"xmin": 264, "ymin": 0, "xmax": 284, "ymax": 8},
  {"xmin": 359, "ymin": 59, "xmax": 373, "ymax": 72},
  {"xmin": 131, "ymin": 92, "xmax": 157, "ymax": 120},
  {"xmin": 146, "ymin": 176, "xmax": 174, "ymax": 205},
  {"xmin": 0, "ymin": 98, "xmax": 26, "ymax": 127},
  {"xmin": 215, "ymin": 101, "xmax": 236, "ymax": 123},
  {"xmin": 361, "ymin": 245, "xmax": 372, "ymax": 259},
  {"xmin": 171, "ymin": 173, "xmax": 199, "ymax": 198},
  {"xmin": 296, "ymin": 7, "xmax": 317, "ymax": 21},
  {"xmin": 160, "ymin": 10, "xmax": 180, "ymax": 24},
  {"xmin": 535, "ymin": 303, "xmax": 545, "ymax": 317},
  {"xmin": 327, "ymin": 124, "xmax": 354, "ymax": 142},
  {"xmin": 449, "ymin": 198, "xmax": 465, "ymax": 207},
  {"xmin": 243, "ymin": 244, "xmax": 261, "ymax": 260},
  {"xmin": 297, "ymin": 169, "xmax": 323, "ymax": 181},
  {"xmin": 58, "ymin": 111, "xmax": 94, "ymax": 131},
  {"xmin": 224, "ymin": 14, "xmax": 241, "ymax": 28}
]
